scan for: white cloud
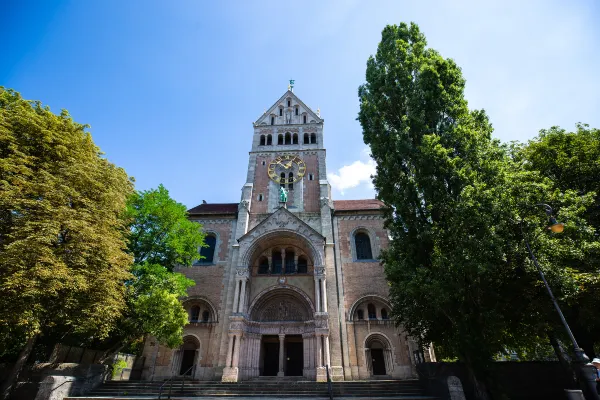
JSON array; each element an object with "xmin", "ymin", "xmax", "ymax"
[{"xmin": 327, "ymin": 149, "xmax": 376, "ymax": 195}]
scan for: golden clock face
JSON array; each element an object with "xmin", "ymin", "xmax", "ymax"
[{"xmin": 268, "ymin": 155, "xmax": 306, "ymax": 184}]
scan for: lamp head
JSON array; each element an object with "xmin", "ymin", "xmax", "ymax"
[{"xmin": 548, "ymin": 216, "xmax": 564, "ymax": 233}]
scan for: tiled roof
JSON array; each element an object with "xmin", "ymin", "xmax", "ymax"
[
  {"xmin": 333, "ymin": 199, "xmax": 385, "ymax": 211},
  {"xmin": 187, "ymin": 203, "xmax": 238, "ymax": 215}
]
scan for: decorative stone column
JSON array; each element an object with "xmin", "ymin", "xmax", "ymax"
[
  {"xmin": 320, "ymin": 278, "xmax": 328, "ymax": 312},
  {"xmin": 234, "ymin": 266, "xmax": 249, "ymax": 314},
  {"xmin": 222, "ymin": 317, "xmax": 244, "ymax": 382},
  {"xmin": 277, "ymin": 334, "xmax": 285, "ymax": 377},
  {"xmin": 314, "ymin": 278, "xmax": 321, "ymax": 312},
  {"xmin": 316, "ymin": 334, "xmax": 326, "ymax": 382}
]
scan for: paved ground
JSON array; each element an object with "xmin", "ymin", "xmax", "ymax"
[{"xmin": 68, "ymin": 396, "xmax": 437, "ymax": 400}]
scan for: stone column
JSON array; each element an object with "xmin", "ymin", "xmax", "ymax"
[
  {"xmin": 321, "ymin": 279, "xmax": 328, "ymax": 312},
  {"xmin": 232, "ymin": 334, "xmax": 241, "ymax": 368},
  {"xmin": 294, "ymin": 254, "xmax": 299, "ymax": 273},
  {"xmin": 277, "ymin": 334, "xmax": 285, "ymax": 377},
  {"xmin": 238, "ymin": 279, "xmax": 247, "ymax": 313},
  {"xmin": 280, "ymin": 249, "xmax": 285, "ymax": 274},
  {"xmin": 225, "ymin": 334, "xmax": 235, "ymax": 368},
  {"xmin": 232, "ymin": 281, "xmax": 241, "ymax": 315},
  {"xmin": 316, "ymin": 335, "xmax": 323, "ymax": 367},
  {"xmin": 324, "ymin": 335, "xmax": 331, "ymax": 368},
  {"xmin": 314, "ymin": 279, "xmax": 321, "ymax": 312}
]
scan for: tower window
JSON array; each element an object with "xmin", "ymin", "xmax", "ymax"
[
  {"xmin": 293, "ymin": 133, "xmax": 298, "ymax": 144},
  {"xmin": 258, "ymin": 256, "xmax": 269, "ymax": 274},
  {"xmin": 381, "ymin": 308, "xmax": 389, "ymax": 320},
  {"xmin": 287, "ymin": 100, "xmax": 291, "ymax": 107},
  {"xmin": 308, "ymin": 173, "xmax": 314, "ymax": 181},
  {"xmin": 303, "ymin": 133, "xmax": 309, "ymax": 144},
  {"xmin": 262, "ymin": 160, "xmax": 266, "ymax": 166},
  {"xmin": 202, "ymin": 311, "xmax": 210, "ymax": 322},
  {"xmin": 310, "ymin": 133, "xmax": 316, "ymax": 144},
  {"xmin": 285, "ymin": 132, "xmax": 291, "ymax": 145},
  {"xmin": 278, "ymin": 134, "xmax": 283, "ymax": 145},
  {"xmin": 355, "ymin": 232, "xmax": 373, "ymax": 260},
  {"xmin": 272, "ymin": 250, "xmax": 282, "ymax": 274},
  {"xmin": 303, "ymin": 115, "xmax": 307, "ymax": 124},
  {"xmin": 280, "ymin": 172, "xmax": 286, "ymax": 188},
  {"xmin": 259, "ymin": 135, "xmax": 265, "ymax": 146},
  {"xmin": 257, "ymin": 193, "xmax": 263, "ymax": 201},
  {"xmin": 288, "ymin": 172, "xmax": 293, "ymax": 190},
  {"xmin": 297, "ymin": 256, "xmax": 308, "ymax": 274},
  {"xmin": 267, "ymin": 134, "xmax": 272, "ymax": 145},
  {"xmin": 357, "ymin": 309, "xmax": 364, "ymax": 320},
  {"xmin": 368, "ymin": 303, "xmax": 377, "ymax": 320},
  {"xmin": 295, "ymin": 107, "xmax": 299, "ymax": 116},
  {"xmin": 279, "ymin": 108, "xmax": 283, "ymax": 116},
  {"xmin": 271, "ymin": 116, "xmax": 275, "ymax": 125}
]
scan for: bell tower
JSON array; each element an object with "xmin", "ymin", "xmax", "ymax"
[{"xmin": 245, "ymin": 88, "xmax": 328, "ymax": 215}]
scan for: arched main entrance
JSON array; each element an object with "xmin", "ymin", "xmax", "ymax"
[
  {"xmin": 365, "ymin": 333, "xmax": 394, "ymax": 377},
  {"xmin": 172, "ymin": 335, "xmax": 200, "ymax": 376}
]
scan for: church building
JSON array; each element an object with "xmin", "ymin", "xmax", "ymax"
[{"xmin": 140, "ymin": 88, "xmax": 432, "ymax": 382}]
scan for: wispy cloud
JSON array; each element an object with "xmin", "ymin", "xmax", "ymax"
[{"xmin": 327, "ymin": 148, "xmax": 376, "ymax": 196}]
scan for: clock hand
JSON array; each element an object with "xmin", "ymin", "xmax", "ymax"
[{"xmin": 284, "ymin": 161, "xmax": 293, "ymax": 169}]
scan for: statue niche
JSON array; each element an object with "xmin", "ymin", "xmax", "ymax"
[{"xmin": 257, "ymin": 297, "xmax": 308, "ymax": 322}]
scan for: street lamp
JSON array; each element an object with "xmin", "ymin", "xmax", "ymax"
[{"xmin": 523, "ymin": 204, "xmax": 598, "ymax": 400}]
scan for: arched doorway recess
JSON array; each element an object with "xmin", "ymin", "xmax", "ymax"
[{"xmin": 365, "ymin": 333, "xmax": 394, "ymax": 377}]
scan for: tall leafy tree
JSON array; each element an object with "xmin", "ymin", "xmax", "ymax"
[
  {"xmin": 100, "ymin": 185, "xmax": 204, "ymax": 356},
  {"xmin": 0, "ymin": 88, "xmax": 134, "ymax": 399},
  {"xmin": 358, "ymin": 23, "xmax": 594, "ymax": 398}
]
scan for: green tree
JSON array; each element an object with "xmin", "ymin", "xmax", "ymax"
[
  {"xmin": 0, "ymin": 88, "xmax": 134, "ymax": 399},
  {"xmin": 100, "ymin": 185, "xmax": 203, "ymax": 357},
  {"xmin": 357, "ymin": 23, "xmax": 595, "ymax": 398}
]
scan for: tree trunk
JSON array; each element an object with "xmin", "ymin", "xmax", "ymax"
[
  {"xmin": 0, "ymin": 334, "xmax": 38, "ymax": 400},
  {"xmin": 548, "ymin": 330, "xmax": 577, "ymax": 388},
  {"xmin": 463, "ymin": 356, "xmax": 491, "ymax": 400},
  {"xmin": 98, "ymin": 341, "xmax": 125, "ymax": 365}
]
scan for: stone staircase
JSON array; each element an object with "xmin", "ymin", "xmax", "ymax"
[{"xmin": 65, "ymin": 377, "xmax": 436, "ymax": 399}]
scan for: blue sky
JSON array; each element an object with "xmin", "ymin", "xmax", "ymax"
[{"xmin": 2, "ymin": 0, "xmax": 599, "ymax": 208}]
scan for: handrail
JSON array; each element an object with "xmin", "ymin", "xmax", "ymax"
[
  {"xmin": 158, "ymin": 365, "xmax": 196, "ymax": 400},
  {"xmin": 326, "ymin": 364, "xmax": 333, "ymax": 400}
]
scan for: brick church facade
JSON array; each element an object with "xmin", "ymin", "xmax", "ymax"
[{"xmin": 140, "ymin": 89, "xmax": 433, "ymax": 382}]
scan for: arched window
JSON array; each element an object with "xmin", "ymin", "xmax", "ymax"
[
  {"xmin": 288, "ymin": 172, "xmax": 294, "ymax": 190},
  {"xmin": 199, "ymin": 234, "xmax": 216, "ymax": 264},
  {"xmin": 303, "ymin": 115, "xmax": 307, "ymax": 124},
  {"xmin": 280, "ymin": 172, "xmax": 286, "ymax": 188},
  {"xmin": 355, "ymin": 232, "xmax": 373, "ymax": 260},
  {"xmin": 257, "ymin": 193, "xmax": 263, "ymax": 201},
  {"xmin": 278, "ymin": 134, "xmax": 284, "ymax": 145},
  {"xmin": 381, "ymin": 308, "xmax": 388, "ymax": 320},
  {"xmin": 297, "ymin": 256, "xmax": 308, "ymax": 274},
  {"xmin": 308, "ymin": 173, "xmax": 314, "ymax": 181},
  {"xmin": 357, "ymin": 309, "xmax": 364, "ymax": 320},
  {"xmin": 279, "ymin": 108, "xmax": 283, "ymax": 116},
  {"xmin": 272, "ymin": 249, "xmax": 282, "ymax": 274},
  {"xmin": 258, "ymin": 256, "xmax": 269, "ymax": 274},
  {"xmin": 303, "ymin": 133, "xmax": 309, "ymax": 144},
  {"xmin": 368, "ymin": 303, "xmax": 377, "ymax": 319},
  {"xmin": 287, "ymin": 99, "xmax": 291, "ymax": 107},
  {"xmin": 267, "ymin": 134, "xmax": 272, "ymax": 145},
  {"xmin": 285, "ymin": 132, "xmax": 291, "ymax": 145},
  {"xmin": 271, "ymin": 116, "xmax": 275, "ymax": 125},
  {"xmin": 259, "ymin": 135, "xmax": 265, "ymax": 146},
  {"xmin": 190, "ymin": 306, "xmax": 200, "ymax": 322},
  {"xmin": 284, "ymin": 249, "xmax": 295, "ymax": 274},
  {"xmin": 310, "ymin": 133, "xmax": 316, "ymax": 143},
  {"xmin": 202, "ymin": 311, "xmax": 210, "ymax": 322},
  {"xmin": 295, "ymin": 107, "xmax": 299, "ymax": 116},
  {"xmin": 292, "ymin": 133, "xmax": 298, "ymax": 144}
]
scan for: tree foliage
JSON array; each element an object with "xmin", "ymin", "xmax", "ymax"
[
  {"xmin": 0, "ymin": 87, "xmax": 134, "ymax": 397},
  {"xmin": 358, "ymin": 23, "xmax": 597, "ymax": 396}
]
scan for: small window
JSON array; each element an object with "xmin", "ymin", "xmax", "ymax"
[
  {"xmin": 284, "ymin": 249, "xmax": 295, "ymax": 274},
  {"xmin": 272, "ymin": 250, "xmax": 282, "ymax": 274},
  {"xmin": 285, "ymin": 132, "xmax": 291, "ymax": 145},
  {"xmin": 202, "ymin": 311, "xmax": 210, "ymax": 322},
  {"xmin": 261, "ymin": 160, "xmax": 266, "ymax": 166},
  {"xmin": 381, "ymin": 308, "xmax": 388, "ymax": 320},
  {"xmin": 267, "ymin": 134, "xmax": 272, "ymax": 145},
  {"xmin": 271, "ymin": 116, "xmax": 275, "ymax": 125},
  {"xmin": 357, "ymin": 310, "xmax": 364, "ymax": 320},
  {"xmin": 280, "ymin": 172, "xmax": 286, "ymax": 188},
  {"xmin": 259, "ymin": 135, "xmax": 265, "ymax": 146},
  {"xmin": 190, "ymin": 306, "xmax": 200, "ymax": 322},
  {"xmin": 257, "ymin": 194, "xmax": 263, "ymax": 201},
  {"xmin": 287, "ymin": 100, "xmax": 291, "ymax": 107},
  {"xmin": 279, "ymin": 108, "xmax": 283, "ymax": 116},
  {"xmin": 355, "ymin": 232, "xmax": 373, "ymax": 260},
  {"xmin": 303, "ymin": 115, "xmax": 307, "ymax": 124},
  {"xmin": 293, "ymin": 133, "xmax": 298, "ymax": 144},
  {"xmin": 288, "ymin": 172, "xmax": 293, "ymax": 190},
  {"xmin": 278, "ymin": 134, "xmax": 283, "ymax": 145},
  {"xmin": 310, "ymin": 133, "xmax": 316, "ymax": 144},
  {"xmin": 295, "ymin": 107, "xmax": 299, "ymax": 116},
  {"xmin": 303, "ymin": 133, "xmax": 309, "ymax": 144},
  {"xmin": 297, "ymin": 256, "xmax": 308, "ymax": 274},
  {"xmin": 308, "ymin": 173, "xmax": 313, "ymax": 181},
  {"xmin": 368, "ymin": 303, "xmax": 376, "ymax": 320},
  {"xmin": 199, "ymin": 235, "xmax": 216, "ymax": 264},
  {"xmin": 258, "ymin": 256, "xmax": 269, "ymax": 274}
]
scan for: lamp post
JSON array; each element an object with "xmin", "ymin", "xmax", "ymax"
[{"xmin": 523, "ymin": 204, "xmax": 598, "ymax": 400}]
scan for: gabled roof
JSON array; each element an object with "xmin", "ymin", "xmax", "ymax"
[
  {"xmin": 253, "ymin": 90, "xmax": 323, "ymax": 126},
  {"xmin": 333, "ymin": 199, "xmax": 385, "ymax": 212},
  {"xmin": 237, "ymin": 206, "xmax": 324, "ymax": 243},
  {"xmin": 188, "ymin": 203, "xmax": 238, "ymax": 215}
]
